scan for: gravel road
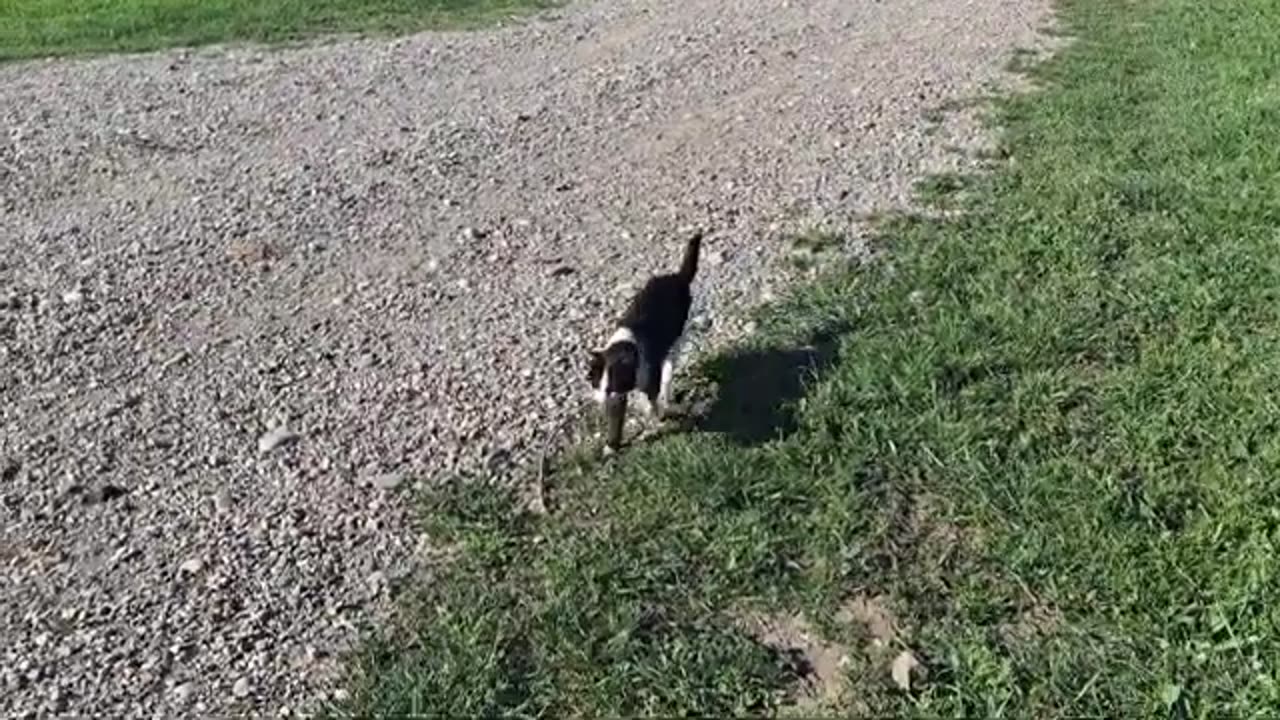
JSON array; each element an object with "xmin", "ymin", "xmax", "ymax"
[{"xmin": 1, "ymin": 0, "xmax": 1049, "ymax": 715}]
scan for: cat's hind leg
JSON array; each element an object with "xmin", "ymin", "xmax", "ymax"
[{"xmin": 657, "ymin": 336, "xmax": 682, "ymax": 418}]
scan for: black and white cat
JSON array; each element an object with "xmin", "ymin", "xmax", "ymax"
[{"xmin": 588, "ymin": 232, "xmax": 702, "ymax": 450}]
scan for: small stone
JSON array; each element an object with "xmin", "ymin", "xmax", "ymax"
[
  {"xmin": 461, "ymin": 226, "xmax": 485, "ymax": 241},
  {"xmin": 365, "ymin": 472, "xmax": 404, "ymax": 490},
  {"xmin": 212, "ymin": 490, "xmax": 232, "ymax": 513},
  {"xmin": 172, "ymin": 682, "xmax": 194, "ymax": 703},
  {"xmin": 486, "ymin": 449, "xmax": 513, "ymax": 474},
  {"xmin": 83, "ymin": 484, "xmax": 128, "ymax": 505},
  {"xmin": 109, "ymin": 546, "xmax": 137, "ymax": 566},
  {"xmin": 61, "ymin": 289, "xmax": 83, "ymax": 305},
  {"xmin": 258, "ymin": 427, "xmax": 298, "ymax": 454},
  {"xmin": 179, "ymin": 558, "xmax": 204, "ymax": 575},
  {"xmin": 232, "ymin": 677, "xmax": 251, "ymax": 698},
  {"xmin": 332, "ymin": 688, "xmax": 350, "ymax": 702},
  {"xmin": 891, "ymin": 650, "xmax": 921, "ymax": 692}
]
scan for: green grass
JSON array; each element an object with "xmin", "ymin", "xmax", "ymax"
[
  {"xmin": 341, "ymin": 0, "xmax": 1280, "ymax": 716},
  {"xmin": 0, "ymin": 0, "xmax": 556, "ymax": 60}
]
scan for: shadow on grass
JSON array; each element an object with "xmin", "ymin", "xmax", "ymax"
[{"xmin": 692, "ymin": 323, "xmax": 849, "ymax": 447}]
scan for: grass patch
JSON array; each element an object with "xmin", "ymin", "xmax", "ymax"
[
  {"xmin": 0, "ymin": 0, "xmax": 557, "ymax": 61},
  {"xmin": 343, "ymin": 0, "xmax": 1280, "ymax": 715}
]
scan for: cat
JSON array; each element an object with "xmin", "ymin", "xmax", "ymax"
[{"xmin": 588, "ymin": 232, "xmax": 702, "ymax": 450}]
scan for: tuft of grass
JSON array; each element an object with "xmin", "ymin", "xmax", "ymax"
[
  {"xmin": 913, "ymin": 172, "xmax": 979, "ymax": 209},
  {"xmin": 345, "ymin": 0, "xmax": 1280, "ymax": 716},
  {"xmin": 0, "ymin": 0, "xmax": 558, "ymax": 61},
  {"xmin": 786, "ymin": 228, "xmax": 846, "ymax": 273}
]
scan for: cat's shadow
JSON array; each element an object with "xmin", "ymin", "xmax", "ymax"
[{"xmin": 676, "ymin": 324, "xmax": 848, "ymax": 447}]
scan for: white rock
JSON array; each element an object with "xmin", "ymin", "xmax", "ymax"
[
  {"xmin": 179, "ymin": 558, "xmax": 204, "ymax": 575},
  {"xmin": 172, "ymin": 683, "xmax": 194, "ymax": 704},
  {"xmin": 257, "ymin": 427, "xmax": 298, "ymax": 454},
  {"xmin": 371, "ymin": 472, "xmax": 404, "ymax": 490},
  {"xmin": 891, "ymin": 650, "xmax": 921, "ymax": 691},
  {"xmin": 212, "ymin": 489, "xmax": 232, "ymax": 513},
  {"xmin": 232, "ymin": 677, "xmax": 251, "ymax": 698}
]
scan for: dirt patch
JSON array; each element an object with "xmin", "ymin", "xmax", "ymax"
[
  {"xmin": 836, "ymin": 593, "xmax": 900, "ymax": 650},
  {"xmin": 740, "ymin": 595, "xmax": 920, "ymax": 711},
  {"xmin": 739, "ymin": 611, "xmax": 852, "ymax": 709}
]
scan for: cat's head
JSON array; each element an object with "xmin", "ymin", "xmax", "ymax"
[{"xmin": 588, "ymin": 341, "xmax": 639, "ymax": 402}]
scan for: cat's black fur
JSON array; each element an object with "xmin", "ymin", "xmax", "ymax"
[{"xmin": 589, "ymin": 233, "xmax": 702, "ymax": 442}]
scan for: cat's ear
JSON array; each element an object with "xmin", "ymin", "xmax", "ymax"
[{"xmin": 587, "ymin": 350, "xmax": 605, "ymax": 385}]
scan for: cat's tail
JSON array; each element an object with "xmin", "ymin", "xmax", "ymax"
[{"xmin": 677, "ymin": 232, "xmax": 703, "ymax": 283}]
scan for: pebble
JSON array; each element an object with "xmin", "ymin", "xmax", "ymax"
[
  {"xmin": 232, "ymin": 677, "xmax": 251, "ymax": 698},
  {"xmin": 257, "ymin": 427, "xmax": 299, "ymax": 454},
  {"xmin": 212, "ymin": 490, "xmax": 233, "ymax": 513},
  {"xmin": 179, "ymin": 558, "xmax": 204, "ymax": 575},
  {"xmin": 83, "ymin": 485, "xmax": 128, "ymax": 505},
  {"xmin": 891, "ymin": 650, "xmax": 922, "ymax": 692},
  {"xmin": 365, "ymin": 472, "xmax": 404, "ymax": 490},
  {"xmin": 172, "ymin": 683, "xmax": 194, "ymax": 704}
]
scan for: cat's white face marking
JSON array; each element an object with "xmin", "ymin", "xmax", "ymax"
[
  {"xmin": 593, "ymin": 327, "xmax": 640, "ymax": 405},
  {"xmin": 607, "ymin": 327, "xmax": 637, "ymax": 347}
]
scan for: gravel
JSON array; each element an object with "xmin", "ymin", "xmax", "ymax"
[{"xmin": 0, "ymin": 0, "xmax": 1050, "ymax": 716}]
